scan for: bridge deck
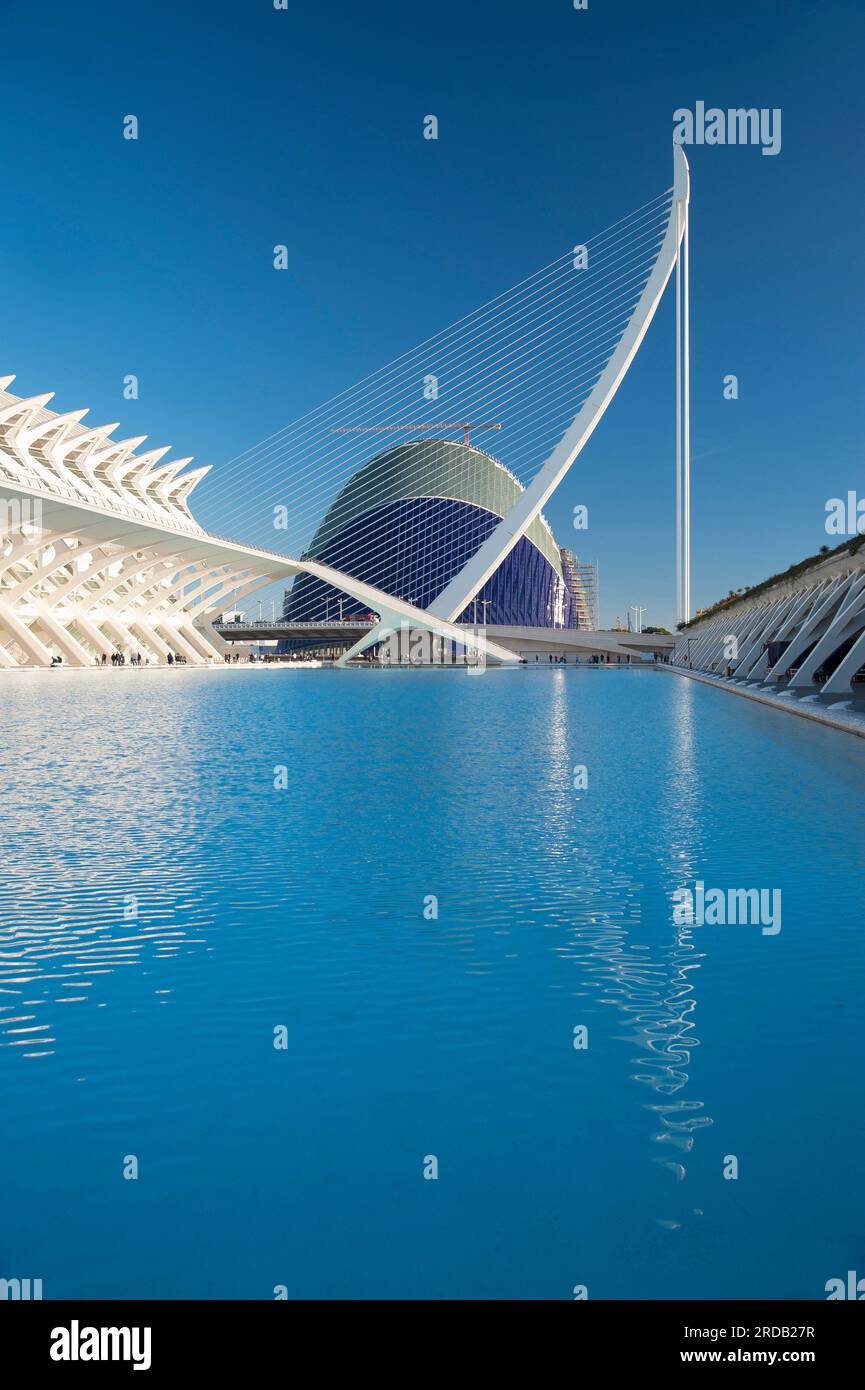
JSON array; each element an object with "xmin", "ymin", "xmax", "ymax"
[{"xmin": 213, "ymin": 620, "xmax": 675, "ymax": 656}]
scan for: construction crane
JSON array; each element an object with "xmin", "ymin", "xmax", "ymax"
[{"xmin": 332, "ymin": 422, "xmax": 502, "ymax": 448}]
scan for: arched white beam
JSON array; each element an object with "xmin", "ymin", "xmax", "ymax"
[
  {"xmin": 128, "ymin": 564, "xmax": 248, "ymax": 660},
  {"xmin": 45, "ymin": 541, "xmax": 156, "ymax": 607},
  {"xmin": 3, "ymin": 528, "xmax": 116, "ymax": 602},
  {"xmin": 82, "ymin": 547, "xmax": 208, "ymax": 612},
  {"xmin": 292, "ymin": 558, "xmax": 519, "ymax": 667},
  {"xmin": 0, "ymin": 525, "xmax": 93, "ymax": 586},
  {"xmin": 424, "ymin": 145, "xmax": 690, "ymax": 626},
  {"xmin": 157, "ymin": 563, "xmax": 253, "ymax": 616},
  {"xmin": 54, "ymin": 535, "xmax": 210, "ymax": 611},
  {"xmin": 118, "ymin": 558, "xmax": 229, "ymax": 617},
  {"xmin": 197, "ymin": 569, "xmax": 295, "ymax": 620},
  {"xmin": 192, "ymin": 569, "xmax": 289, "ymax": 656},
  {"xmin": 171, "ymin": 565, "xmax": 295, "ymax": 659},
  {"xmin": 339, "ymin": 146, "xmax": 690, "ymax": 667},
  {"xmin": 182, "ymin": 566, "xmax": 257, "ymax": 616}
]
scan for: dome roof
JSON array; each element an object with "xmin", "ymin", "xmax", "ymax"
[{"xmin": 307, "ymin": 439, "xmax": 563, "ymax": 575}]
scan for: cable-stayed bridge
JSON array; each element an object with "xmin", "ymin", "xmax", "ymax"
[
  {"xmin": 0, "ymin": 147, "xmax": 691, "ymax": 668},
  {"xmin": 213, "ymin": 616, "xmax": 676, "ymax": 663},
  {"xmin": 209, "ymin": 144, "xmax": 692, "ymax": 665}
]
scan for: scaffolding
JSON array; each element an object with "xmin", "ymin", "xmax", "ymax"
[{"xmin": 560, "ymin": 550, "xmax": 598, "ymax": 631}]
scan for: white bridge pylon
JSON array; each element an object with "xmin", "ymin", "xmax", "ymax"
[{"xmin": 332, "ymin": 143, "xmax": 691, "ymax": 665}]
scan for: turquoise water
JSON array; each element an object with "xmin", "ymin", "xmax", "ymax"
[{"xmin": 1, "ymin": 666, "xmax": 863, "ymax": 1300}]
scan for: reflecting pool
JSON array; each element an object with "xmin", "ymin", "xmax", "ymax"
[{"xmin": 1, "ymin": 666, "xmax": 862, "ymax": 1299}]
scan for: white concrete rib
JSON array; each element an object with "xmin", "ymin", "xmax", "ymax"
[{"xmin": 673, "ymin": 555, "xmax": 865, "ymax": 698}]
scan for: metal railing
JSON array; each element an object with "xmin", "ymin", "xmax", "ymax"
[{"xmin": 215, "ymin": 618, "xmax": 374, "ymax": 630}]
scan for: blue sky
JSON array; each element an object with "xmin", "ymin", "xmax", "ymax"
[{"xmin": 2, "ymin": 0, "xmax": 863, "ymax": 627}]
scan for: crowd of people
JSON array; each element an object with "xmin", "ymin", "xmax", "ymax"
[
  {"xmin": 92, "ymin": 650, "xmax": 190, "ymax": 667},
  {"xmin": 46, "ymin": 647, "xmax": 274, "ymax": 667}
]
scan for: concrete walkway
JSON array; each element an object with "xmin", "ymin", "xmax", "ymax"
[{"xmin": 659, "ymin": 664, "xmax": 865, "ymax": 739}]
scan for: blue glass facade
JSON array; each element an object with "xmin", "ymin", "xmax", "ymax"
[{"xmin": 284, "ymin": 495, "xmax": 575, "ymax": 627}]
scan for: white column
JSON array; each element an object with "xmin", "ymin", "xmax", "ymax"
[
  {"xmin": 675, "ymin": 202, "xmax": 682, "ymax": 626},
  {"xmin": 683, "ymin": 201, "xmax": 691, "ymax": 622}
]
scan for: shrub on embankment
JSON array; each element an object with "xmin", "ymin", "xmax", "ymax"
[{"xmin": 677, "ymin": 534, "xmax": 865, "ymax": 632}]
